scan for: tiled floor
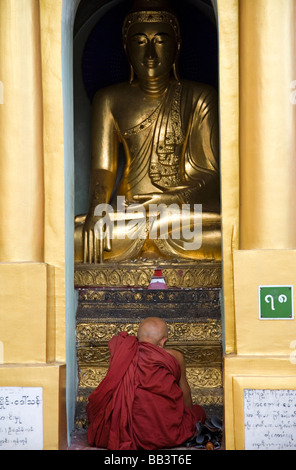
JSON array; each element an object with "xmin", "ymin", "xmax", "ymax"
[{"xmin": 68, "ymin": 429, "xmax": 105, "ymax": 450}]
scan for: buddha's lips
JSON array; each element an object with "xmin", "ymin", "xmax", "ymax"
[{"xmin": 144, "ymin": 59, "xmax": 159, "ymax": 68}]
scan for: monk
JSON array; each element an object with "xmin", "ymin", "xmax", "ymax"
[{"xmin": 86, "ymin": 317, "xmax": 206, "ymax": 450}]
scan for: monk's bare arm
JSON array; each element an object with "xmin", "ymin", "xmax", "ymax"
[{"xmin": 166, "ymin": 348, "xmax": 193, "ymax": 409}]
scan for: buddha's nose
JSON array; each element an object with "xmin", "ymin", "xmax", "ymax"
[{"xmin": 145, "ymin": 40, "xmax": 158, "ymax": 62}]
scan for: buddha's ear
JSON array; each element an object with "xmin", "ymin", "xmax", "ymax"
[
  {"xmin": 123, "ymin": 42, "xmax": 135, "ymax": 84},
  {"xmin": 129, "ymin": 65, "xmax": 135, "ymax": 84},
  {"xmin": 172, "ymin": 41, "xmax": 181, "ymax": 81},
  {"xmin": 172, "ymin": 62, "xmax": 180, "ymax": 82},
  {"xmin": 123, "ymin": 42, "xmax": 127, "ymax": 58}
]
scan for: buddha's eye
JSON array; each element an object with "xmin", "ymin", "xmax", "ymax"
[
  {"xmin": 133, "ymin": 34, "xmax": 148, "ymax": 45},
  {"xmin": 154, "ymin": 34, "xmax": 169, "ymax": 45}
]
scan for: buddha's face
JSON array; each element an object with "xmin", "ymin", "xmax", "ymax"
[{"xmin": 126, "ymin": 21, "xmax": 178, "ymax": 80}]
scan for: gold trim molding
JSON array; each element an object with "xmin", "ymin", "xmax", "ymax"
[
  {"xmin": 78, "ymin": 366, "xmax": 222, "ymax": 390},
  {"xmin": 77, "ymin": 343, "xmax": 222, "ymax": 368},
  {"xmin": 76, "ymin": 320, "xmax": 222, "ymax": 344},
  {"xmin": 74, "ymin": 260, "xmax": 222, "ymax": 288}
]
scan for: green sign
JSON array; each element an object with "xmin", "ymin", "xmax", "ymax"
[{"xmin": 259, "ymin": 285, "xmax": 294, "ymax": 320}]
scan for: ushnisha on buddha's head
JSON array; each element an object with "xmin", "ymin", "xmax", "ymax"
[{"xmin": 122, "ymin": 0, "xmax": 181, "ymax": 83}]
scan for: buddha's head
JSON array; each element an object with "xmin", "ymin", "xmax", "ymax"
[{"xmin": 123, "ymin": 0, "xmax": 181, "ymax": 82}]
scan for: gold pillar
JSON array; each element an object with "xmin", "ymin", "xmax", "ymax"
[
  {"xmin": 217, "ymin": 0, "xmax": 240, "ymax": 354},
  {"xmin": 224, "ymin": 0, "xmax": 296, "ymax": 450},
  {"xmin": 0, "ymin": 0, "xmax": 44, "ymax": 262},
  {"xmin": 0, "ymin": 0, "xmax": 67, "ymax": 449},
  {"xmin": 39, "ymin": 0, "xmax": 66, "ymax": 362},
  {"xmin": 240, "ymin": 0, "xmax": 296, "ymax": 249}
]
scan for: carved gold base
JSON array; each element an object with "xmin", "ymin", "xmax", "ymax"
[
  {"xmin": 78, "ymin": 364, "xmax": 222, "ymax": 390},
  {"xmin": 75, "ymin": 319, "xmax": 223, "ymax": 429},
  {"xmin": 77, "ymin": 320, "xmax": 222, "ymax": 345},
  {"xmin": 74, "ymin": 259, "xmax": 222, "ymax": 288},
  {"xmin": 74, "ymin": 261, "xmax": 223, "ymax": 429}
]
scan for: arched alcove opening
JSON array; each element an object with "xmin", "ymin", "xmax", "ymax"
[
  {"xmin": 73, "ymin": 0, "xmax": 219, "ymax": 216},
  {"xmin": 61, "ymin": 0, "xmax": 242, "ymax": 446},
  {"xmin": 70, "ymin": 0, "xmax": 224, "ymax": 438}
]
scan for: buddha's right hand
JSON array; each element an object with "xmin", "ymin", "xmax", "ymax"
[{"xmin": 83, "ymin": 212, "xmax": 112, "ymax": 264}]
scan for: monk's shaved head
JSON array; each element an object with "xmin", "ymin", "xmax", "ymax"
[{"xmin": 137, "ymin": 317, "xmax": 168, "ymax": 347}]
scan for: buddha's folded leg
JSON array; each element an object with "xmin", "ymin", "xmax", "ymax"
[
  {"xmin": 74, "ymin": 214, "xmax": 147, "ymax": 263},
  {"xmin": 152, "ymin": 210, "xmax": 221, "ymax": 260},
  {"xmin": 74, "ymin": 208, "xmax": 221, "ymax": 262}
]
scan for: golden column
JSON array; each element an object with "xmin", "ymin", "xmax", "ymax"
[
  {"xmin": 239, "ymin": 0, "xmax": 296, "ymax": 250},
  {"xmin": 0, "ymin": 0, "xmax": 44, "ymax": 262},
  {"xmin": 224, "ymin": 0, "xmax": 296, "ymax": 450},
  {"xmin": 0, "ymin": 0, "xmax": 67, "ymax": 449}
]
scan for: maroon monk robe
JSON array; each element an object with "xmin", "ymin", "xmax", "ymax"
[{"xmin": 86, "ymin": 332, "xmax": 206, "ymax": 450}]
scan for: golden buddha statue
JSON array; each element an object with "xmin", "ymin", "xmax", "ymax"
[{"xmin": 75, "ymin": 0, "xmax": 221, "ymax": 264}]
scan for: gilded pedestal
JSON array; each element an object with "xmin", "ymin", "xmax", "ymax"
[{"xmin": 74, "ymin": 260, "xmax": 223, "ymax": 429}]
